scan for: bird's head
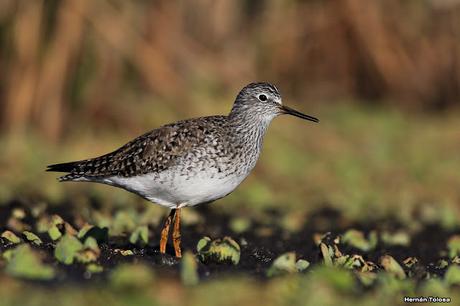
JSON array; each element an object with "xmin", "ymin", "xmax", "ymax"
[{"xmin": 230, "ymin": 82, "xmax": 319, "ymax": 124}]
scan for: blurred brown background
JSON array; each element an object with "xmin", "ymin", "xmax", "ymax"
[
  {"xmin": 1, "ymin": 0, "xmax": 460, "ymax": 142},
  {"xmin": 1, "ymin": 0, "xmax": 460, "ymax": 221}
]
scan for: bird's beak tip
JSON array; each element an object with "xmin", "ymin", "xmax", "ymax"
[{"xmin": 280, "ymin": 105, "xmax": 319, "ymax": 123}]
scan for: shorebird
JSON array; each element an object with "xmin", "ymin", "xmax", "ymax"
[{"xmin": 47, "ymin": 82, "xmax": 318, "ymax": 258}]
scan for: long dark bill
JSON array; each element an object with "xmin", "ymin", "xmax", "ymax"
[{"xmin": 281, "ymin": 105, "xmax": 319, "ymax": 123}]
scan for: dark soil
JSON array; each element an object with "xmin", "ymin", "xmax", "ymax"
[{"xmin": 0, "ymin": 199, "xmax": 458, "ymax": 283}]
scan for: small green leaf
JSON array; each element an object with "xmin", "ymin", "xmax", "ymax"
[
  {"xmin": 76, "ymin": 237, "xmax": 101, "ymax": 264},
  {"xmin": 1, "ymin": 230, "xmax": 21, "ymax": 244},
  {"xmin": 447, "ymin": 235, "xmax": 460, "ymax": 259},
  {"xmin": 320, "ymin": 243, "xmax": 333, "ymax": 267},
  {"xmin": 437, "ymin": 259, "xmax": 449, "ymax": 269},
  {"xmin": 197, "ymin": 236, "xmax": 240, "ymax": 265},
  {"xmin": 48, "ymin": 225, "xmax": 62, "ymax": 241},
  {"xmin": 129, "ymin": 225, "xmax": 149, "ymax": 246},
  {"xmin": 50, "ymin": 214, "xmax": 65, "ymax": 226},
  {"xmin": 229, "ymin": 217, "xmax": 251, "ymax": 234},
  {"xmin": 78, "ymin": 224, "xmax": 108, "ymax": 243},
  {"xmin": 295, "ymin": 259, "xmax": 310, "ymax": 271},
  {"xmin": 86, "ymin": 263, "xmax": 104, "ymax": 274},
  {"xmin": 54, "ymin": 234, "xmax": 84, "ymax": 265},
  {"xmin": 76, "ymin": 249, "xmax": 98, "ymax": 263},
  {"xmin": 22, "ymin": 231, "xmax": 42, "ymax": 246},
  {"xmin": 196, "ymin": 237, "xmax": 211, "ymax": 253},
  {"xmin": 84, "ymin": 237, "xmax": 100, "ymax": 253},
  {"xmin": 381, "ymin": 231, "xmax": 411, "ymax": 247},
  {"xmin": 445, "ymin": 265, "xmax": 460, "ymax": 286},
  {"xmin": 380, "ymin": 255, "xmax": 406, "ymax": 279},
  {"xmin": 5, "ymin": 245, "xmax": 55, "ymax": 280},
  {"xmin": 181, "ymin": 251, "xmax": 199, "ymax": 286},
  {"xmin": 266, "ymin": 252, "xmax": 297, "ymax": 277},
  {"xmin": 111, "ymin": 210, "xmax": 138, "ymax": 236},
  {"xmin": 118, "ymin": 249, "xmax": 134, "ymax": 256},
  {"xmin": 342, "ymin": 229, "xmax": 377, "ymax": 252}
]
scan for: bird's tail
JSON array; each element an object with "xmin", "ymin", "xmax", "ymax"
[
  {"xmin": 46, "ymin": 161, "xmax": 79, "ymax": 173},
  {"xmin": 46, "ymin": 161, "xmax": 84, "ymax": 182}
]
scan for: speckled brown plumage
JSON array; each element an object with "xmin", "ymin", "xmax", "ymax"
[{"xmin": 47, "ymin": 116, "xmax": 229, "ymax": 181}]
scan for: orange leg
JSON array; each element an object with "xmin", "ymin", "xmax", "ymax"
[
  {"xmin": 172, "ymin": 208, "xmax": 182, "ymax": 258},
  {"xmin": 159, "ymin": 209, "xmax": 175, "ymax": 254}
]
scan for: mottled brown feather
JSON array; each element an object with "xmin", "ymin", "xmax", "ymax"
[{"xmin": 48, "ymin": 116, "xmax": 227, "ymax": 180}]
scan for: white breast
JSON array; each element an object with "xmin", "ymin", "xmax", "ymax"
[{"xmin": 102, "ymin": 170, "xmax": 248, "ymax": 209}]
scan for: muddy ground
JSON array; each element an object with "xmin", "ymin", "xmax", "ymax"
[{"xmin": 1, "ymin": 198, "xmax": 457, "ymax": 286}]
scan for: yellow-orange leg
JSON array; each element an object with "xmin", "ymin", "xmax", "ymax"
[
  {"xmin": 172, "ymin": 208, "xmax": 182, "ymax": 258},
  {"xmin": 159, "ymin": 209, "xmax": 175, "ymax": 254}
]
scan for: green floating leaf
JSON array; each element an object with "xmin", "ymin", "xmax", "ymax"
[
  {"xmin": 445, "ymin": 265, "xmax": 460, "ymax": 286},
  {"xmin": 110, "ymin": 264, "xmax": 154, "ymax": 289},
  {"xmin": 5, "ymin": 245, "xmax": 55, "ymax": 280},
  {"xmin": 197, "ymin": 236, "xmax": 240, "ymax": 265},
  {"xmin": 1, "ymin": 230, "xmax": 21, "ymax": 244},
  {"xmin": 181, "ymin": 251, "xmax": 199, "ymax": 286},
  {"xmin": 22, "ymin": 231, "xmax": 42, "ymax": 246},
  {"xmin": 54, "ymin": 234, "xmax": 84, "ymax": 265},
  {"xmin": 380, "ymin": 255, "xmax": 406, "ymax": 279},
  {"xmin": 129, "ymin": 225, "xmax": 149, "ymax": 246},
  {"xmin": 267, "ymin": 252, "xmax": 307, "ymax": 277},
  {"xmin": 342, "ymin": 229, "xmax": 377, "ymax": 252}
]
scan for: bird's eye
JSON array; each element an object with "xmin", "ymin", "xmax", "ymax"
[{"xmin": 258, "ymin": 94, "xmax": 267, "ymax": 101}]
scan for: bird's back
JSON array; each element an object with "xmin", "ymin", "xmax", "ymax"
[{"xmin": 47, "ymin": 115, "xmax": 230, "ymax": 181}]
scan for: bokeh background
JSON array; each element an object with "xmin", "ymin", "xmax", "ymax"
[
  {"xmin": 1, "ymin": 1, "xmax": 460, "ymax": 305},
  {"xmin": 2, "ymin": 0, "xmax": 460, "ymax": 219}
]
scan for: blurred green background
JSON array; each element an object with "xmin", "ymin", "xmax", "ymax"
[{"xmin": 1, "ymin": 0, "xmax": 460, "ymax": 305}]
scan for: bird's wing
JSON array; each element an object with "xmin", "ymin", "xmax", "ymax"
[{"xmin": 46, "ymin": 116, "xmax": 226, "ymax": 180}]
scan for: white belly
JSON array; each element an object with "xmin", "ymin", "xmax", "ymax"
[{"xmin": 102, "ymin": 171, "xmax": 247, "ymax": 209}]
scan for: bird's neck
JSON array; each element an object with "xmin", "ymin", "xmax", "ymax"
[{"xmin": 227, "ymin": 112, "xmax": 273, "ymax": 153}]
